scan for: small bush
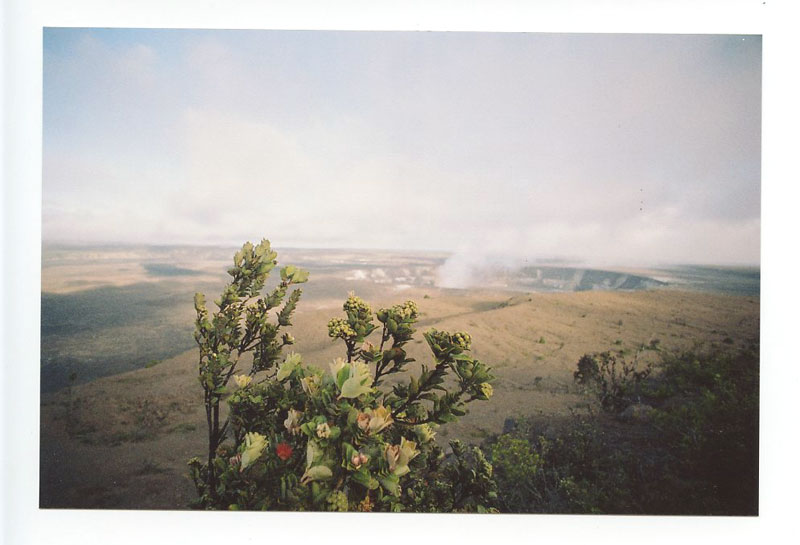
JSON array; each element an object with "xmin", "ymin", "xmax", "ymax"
[
  {"xmin": 489, "ymin": 345, "xmax": 758, "ymax": 515},
  {"xmin": 188, "ymin": 240, "xmax": 496, "ymax": 512},
  {"xmin": 490, "ymin": 434, "xmax": 542, "ymax": 512},
  {"xmin": 651, "ymin": 346, "xmax": 759, "ymax": 515},
  {"xmin": 573, "ymin": 351, "xmax": 652, "ymax": 413}
]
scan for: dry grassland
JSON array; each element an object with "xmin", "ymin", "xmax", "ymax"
[{"xmin": 40, "ymin": 285, "xmax": 758, "ymax": 509}]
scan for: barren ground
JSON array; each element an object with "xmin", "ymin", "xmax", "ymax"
[{"xmin": 40, "ymin": 282, "xmax": 759, "ymax": 509}]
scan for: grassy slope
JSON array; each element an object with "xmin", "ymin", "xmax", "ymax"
[{"xmin": 39, "ymin": 287, "xmax": 759, "ymax": 509}]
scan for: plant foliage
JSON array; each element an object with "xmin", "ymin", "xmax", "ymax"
[
  {"xmin": 489, "ymin": 345, "xmax": 758, "ymax": 515},
  {"xmin": 573, "ymin": 350, "xmax": 652, "ymax": 412},
  {"xmin": 188, "ymin": 240, "xmax": 496, "ymax": 511}
]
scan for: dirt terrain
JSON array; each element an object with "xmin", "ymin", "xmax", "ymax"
[{"xmin": 40, "ymin": 284, "xmax": 759, "ymax": 509}]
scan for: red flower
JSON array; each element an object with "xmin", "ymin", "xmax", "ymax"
[{"xmin": 276, "ymin": 442, "xmax": 293, "ymax": 461}]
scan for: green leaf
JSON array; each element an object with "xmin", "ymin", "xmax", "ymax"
[
  {"xmin": 303, "ymin": 465, "xmax": 333, "ymax": 483},
  {"xmin": 352, "ymin": 468, "xmax": 379, "ymax": 490},
  {"xmin": 409, "ymin": 376, "xmax": 419, "ymax": 396},
  {"xmin": 291, "ymin": 268, "xmax": 309, "ymax": 284},
  {"xmin": 378, "ymin": 473, "xmax": 400, "ymax": 496},
  {"xmin": 343, "ymin": 442, "xmax": 358, "ymax": 461},
  {"xmin": 347, "ymin": 408, "xmax": 359, "ymax": 426}
]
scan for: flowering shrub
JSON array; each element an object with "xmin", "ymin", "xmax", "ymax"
[{"xmin": 188, "ymin": 240, "xmax": 496, "ymax": 511}]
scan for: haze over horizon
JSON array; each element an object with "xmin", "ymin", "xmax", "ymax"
[{"xmin": 43, "ymin": 29, "xmax": 761, "ymax": 267}]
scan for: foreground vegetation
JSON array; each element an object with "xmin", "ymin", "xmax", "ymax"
[
  {"xmin": 186, "ymin": 240, "xmax": 758, "ymax": 514},
  {"xmin": 488, "ymin": 344, "xmax": 759, "ymax": 515},
  {"xmin": 189, "ymin": 240, "xmax": 496, "ymax": 511}
]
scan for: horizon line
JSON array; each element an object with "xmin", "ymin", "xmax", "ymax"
[{"xmin": 41, "ymin": 239, "xmax": 761, "ymax": 270}]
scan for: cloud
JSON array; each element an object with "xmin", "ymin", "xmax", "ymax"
[{"xmin": 42, "ymin": 30, "xmax": 761, "ymax": 265}]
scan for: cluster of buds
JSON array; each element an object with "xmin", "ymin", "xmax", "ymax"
[
  {"xmin": 316, "ymin": 422, "xmax": 332, "ymax": 439},
  {"xmin": 452, "ymin": 355, "xmax": 494, "ymax": 400},
  {"xmin": 343, "ymin": 292, "xmax": 372, "ymax": 318},
  {"xmin": 326, "ymin": 490, "xmax": 349, "ymax": 512},
  {"xmin": 350, "ymin": 451, "xmax": 370, "ymax": 468},
  {"xmin": 327, "ymin": 318, "xmax": 357, "ymax": 340},
  {"xmin": 281, "ymin": 332, "xmax": 295, "ymax": 345},
  {"xmin": 426, "ymin": 329, "xmax": 473, "ymax": 357},
  {"xmin": 452, "ymin": 331, "xmax": 472, "ymax": 351},
  {"xmin": 377, "ymin": 300, "xmax": 420, "ymax": 324},
  {"xmin": 393, "ymin": 300, "xmax": 419, "ymax": 321}
]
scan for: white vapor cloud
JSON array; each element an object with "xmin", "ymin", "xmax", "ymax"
[{"xmin": 43, "ymin": 30, "xmax": 761, "ymax": 265}]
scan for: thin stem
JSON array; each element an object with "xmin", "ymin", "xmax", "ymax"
[
  {"xmin": 205, "ymin": 390, "xmax": 216, "ymax": 498},
  {"xmin": 372, "ymin": 325, "xmax": 390, "ymax": 385},
  {"xmin": 391, "ymin": 360, "xmax": 449, "ymax": 419},
  {"xmin": 378, "ymin": 325, "xmax": 389, "ymax": 353}
]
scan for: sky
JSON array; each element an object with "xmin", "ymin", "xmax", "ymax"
[{"xmin": 42, "ymin": 29, "xmax": 761, "ymax": 266}]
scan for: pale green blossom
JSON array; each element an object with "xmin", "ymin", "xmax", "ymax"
[
  {"xmin": 366, "ymin": 405, "xmax": 393, "ymax": 433},
  {"xmin": 276, "ymin": 352, "xmax": 302, "ymax": 381},
  {"xmin": 339, "ymin": 361, "xmax": 373, "ymax": 399},
  {"xmin": 300, "ymin": 464, "xmax": 333, "ymax": 485},
  {"xmin": 329, "ymin": 357, "xmax": 347, "ymax": 378},
  {"xmin": 306, "ymin": 440, "xmax": 322, "ymax": 468},
  {"xmin": 284, "ymin": 409, "xmax": 302, "ymax": 435},
  {"xmin": 240, "ymin": 432, "xmax": 268, "ymax": 470},
  {"xmin": 414, "ymin": 423, "xmax": 437, "ymax": 443},
  {"xmin": 301, "ymin": 440, "xmax": 332, "ymax": 484},
  {"xmin": 300, "ymin": 374, "xmax": 320, "ymax": 395},
  {"xmin": 233, "ymin": 375, "xmax": 252, "ymax": 388},
  {"xmin": 384, "ymin": 437, "xmax": 419, "ymax": 476}
]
